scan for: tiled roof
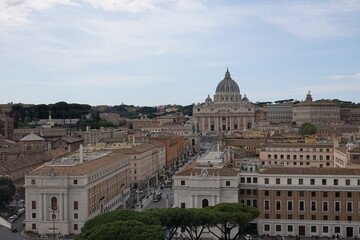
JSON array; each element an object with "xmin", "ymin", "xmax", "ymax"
[
  {"xmin": 335, "ymin": 146, "xmax": 348, "ymax": 154},
  {"xmin": 20, "ymin": 133, "xmax": 45, "ymax": 141},
  {"xmin": 349, "ymin": 147, "xmax": 360, "ymax": 153},
  {"xmin": 264, "ymin": 143, "xmax": 333, "ymax": 148},
  {"xmin": 260, "ymin": 167, "xmax": 360, "ymax": 175}
]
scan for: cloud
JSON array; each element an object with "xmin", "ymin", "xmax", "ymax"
[
  {"xmin": 322, "ymin": 73, "xmax": 360, "ymax": 80},
  {"xmin": 0, "ymin": 0, "xmax": 76, "ymax": 26}
]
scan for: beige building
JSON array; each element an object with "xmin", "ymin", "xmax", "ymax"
[
  {"xmin": 334, "ymin": 145, "xmax": 360, "ymax": 168},
  {"xmin": 266, "ymin": 103, "xmax": 293, "ymax": 123},
  {"xmin": 260, "ymin": 143, "xmax": 334, "ymax": 168},
  {"xmin": 193, "ymin": 69, "xmax": 256, "ymax": 132},
  {"xmin": 256, "ymin": 168, "xmax": 360, "ymax": 238},
  {"xmin": 292, "ymin": 92, "xmax": 340, "ymax": 126},
  {"xmin": 24, "ymin": 148, "xmax": 130, "ymax": 236}
]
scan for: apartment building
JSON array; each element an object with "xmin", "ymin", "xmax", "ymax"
[
  {"xmin": 24, "ymin": 149, "xmax": 130, "ymax": 235},
  {"xmin": 255, "ymin": 168, "xmax": 360, "ymax": 238},
  {"xmin": 260, "ymin": 143, "xmax": 334, "ymax": 168}
]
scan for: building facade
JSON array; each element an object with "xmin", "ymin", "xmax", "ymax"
[
  {"xmin": 193, "ymin": 70, "xmax": 256, "ymax": 133},
  {"xmin": 24, "ymin": 149, "xmax": 130, "ymax": 235}
]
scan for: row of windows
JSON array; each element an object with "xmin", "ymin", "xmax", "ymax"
[
  {"xmin": 265, "ymin": 148, "xmax": 331, "ymax": 152},
  {"xmin": 267, "ymin": 154, "xmax": 331, "ymax": 160},
  {"xmin": 264, "ymin": 200, "xmax": 358, "ymax": 212},
  {"xmin": 31, "ymin": 200, "xmax": 78, "ymax": 210},
  {"xmin": 264, "ymin": 190, "xmax": 355, "ymax": 198},
  {"xmin": 240, "ymin": 177, "xmax": 258, "ymax": 184},
  {"xmin": 264, "ymin": 225, "xmax": 351, "ymax": 234},
  {"xmin": 264, "ymin": 178, "xmax": 360, "ymax": 186},
  {"xmin": 180, "ymin": 180, "xmax": 232, "ymax": 186},
  {"xmin": 264, "ymin": 213, "xmax": 356, "ymax": 221}
]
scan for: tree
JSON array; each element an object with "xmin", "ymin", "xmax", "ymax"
[
  {"xmin": 146, "ymin": 208, "xmax": 189, "ymax": 240},
  {"xmin": 79, "ymin": 209, "xmax": 161, "ymax": 239},
  {"xmin": 0, "ymin": 177, "xmax": 15, "ymax": 208},
  {"xmin": 206, "ymin": 203, "xmax": 259, "ymax": 240},
  {"xmin": 181, "ymin": 208, "xmax": 217, "ymax": 240},
  {"xmin": 300, "ymin": 122, "xmax": 316, "ymax": 135}
]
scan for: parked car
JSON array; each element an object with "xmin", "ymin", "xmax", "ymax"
[
  {"xmin": 11, "ymin": 226, "xmax": 17, "ymax": 233},
  {"xmin": 18, "ymin": 207, "xmax": 25, "ymax": 215},
  {"xmin": 8, "ymin": 216, "xmax": 15, "ymax": 223},
  {"xmin": 22, "ymin": 220, "xmax": 26, "ymax": 226},
  {"xmin": 152, "ymin": 193, "xmax": 162, "ymax": 202}
]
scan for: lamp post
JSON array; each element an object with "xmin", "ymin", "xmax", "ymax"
[{"xmin": 51, "ymin": 206, "xmax": 57, "ymax": 240}]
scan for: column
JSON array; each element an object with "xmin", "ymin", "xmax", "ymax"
[
  {"xmin": 201, "ymin": 118, "xmax": 205, "ymax": 132},
  {"xmin": 64, "ymin": 193, "xmax": 68, "ymax": 220},
  {"xmin": 225, "ymin": 117, "xmax": 228, "ymax": 130},
  {"xmin": 40, "ymin": 193, "xmax": 44, "ymax": 220},
  {"xmin": 60, "ymin": 193, "xmax": 64, "ymax": 221},
  {"xmin": 243, "ymin": 117, "xmax": 246, "ymax": 129},
  {"xmin": 229, "ymin": 117, "xmax": 232, "ymax": 130},
  {"xmin": 43, "ymin": 194, "xmax": 47, "ymax": 220},
  {"xmin": 215, "ymin": 118, "xmax": 219, "ymax": 131},
  {"xmin": 252, "ymin": 117, "xmax": 255, "ymax": 128},
  {"xmin": 208, "ymin": 117, "xmax": 211, "ymax": 131}
]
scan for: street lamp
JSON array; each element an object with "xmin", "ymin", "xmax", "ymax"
[{"xmin": 51, "ymin": 206, "xmax": 57, "ymax": 240}]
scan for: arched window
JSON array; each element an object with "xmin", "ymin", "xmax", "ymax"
[
  {"xmin": 51, "ymin": 197, "xmax": 57, "ymax": 210},
  {"xmin": 202, "ymin": 199, "xmax": 209, "ymax": 208}
]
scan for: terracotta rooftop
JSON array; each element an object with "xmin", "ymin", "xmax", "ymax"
[
  {"xmin": 20, "ymin": 133, "xmax": 45, "ymax": 141},
  {"xmin": 260, "ymin": 167, "xmax": 360, "ymax": 175},
  {"xmin": 335, "ymin": 146, "xmax": 348, "ymax": 154},
  {"xmin": 264, "ymin": 143, "xmax": 333, "ymax": 148}
]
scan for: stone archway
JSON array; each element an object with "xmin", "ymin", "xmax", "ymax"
[{"xmin": 202, "ymin": 199, "xmax": 209, "ymax": 208}]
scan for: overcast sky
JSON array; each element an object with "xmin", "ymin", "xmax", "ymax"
[{"xmin": 1, "ymin": 0, "xmax": 360, "ymax": 106}]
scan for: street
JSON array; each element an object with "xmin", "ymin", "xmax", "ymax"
[
  {"xmin": 0, "ymin": 213, "xmax": 28, "ymax": 240},
  {"xmin": 142, "ymin": 188, "xmax": 174, "ymax": 211}
]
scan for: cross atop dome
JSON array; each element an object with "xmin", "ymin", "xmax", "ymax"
[{"xmin": 225, "ymin": 68, "xmax": 231, "ymax": 78}]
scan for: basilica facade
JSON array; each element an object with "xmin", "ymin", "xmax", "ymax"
[{"xmin": 193, "ymin": 69, "xmax": 256, "ymax": 133}]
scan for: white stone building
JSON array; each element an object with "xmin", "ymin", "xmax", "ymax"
[
  {"xmin": 24, "ymin": 148, "xmax": 130, "ymax": 236},
  {"xmin": 193, "ymin": 69, "xmax": 256, "ymax": 132}
]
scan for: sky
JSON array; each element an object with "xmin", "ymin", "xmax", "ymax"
[{"xmin": 1, "ymin": 0, "xmax": 360, "ymax": 107}]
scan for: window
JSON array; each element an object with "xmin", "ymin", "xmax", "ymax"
[
  {"xmin": 310, "ymin": 179, "xmax": 315, "ymax": 185},
  {"xmin": 240, "ymin": 189, "xmax": 245, "ymax": 195},
  {"xmin": 247, "ymin": 177, "xmax": 251, "ymax": 183},
  {"xmin": 51, "ymin": 197, "xmax": 57, "ymax": 210},
  {"xmin": 323, "ymin": 201, "xmax": 328, "ymax": 212},
  {"xmin": 276, "ymin": 200, "xmax": 281, "ymax": 211},
  {"xmin": 335, "ymin": 227, "xmax": 340, "ymax": 233},
  {"xmin": 73, "ymin": 180, "xmax": 78, "ymax": 185},
  {"xmin": 323, "ymin": 226, "xmax": 329, "ymax": 233},
  {"xmin": 226, "ymin": 181, "xmax": 230, "ymax": 186},
  {"xmin": 299, "ymin": 179, "xmax": 303, "ymax": 185},
  {"xmin": 287, "ymin": 178, "xmax": 292, "ymax": 185},
  {"xmin": 181, "ymin": 180, "xmax": 185, "ymax": 185},
  {"xmin": 334, "ymin": 179, "xmax": 338, "ymax": 185},
  {"xmin": 288, "ymin": 225, "xmax": 293, "ymax": 232},
  {"xmin": 247, "ymin": 190, "xmax": 251, "ymax": 195},
  {"xmin": 311, "ymin": 215, "xmax": 316, "ymax": 220},
  {"xmin": 181, "ymin": 203, "xmax": 186, "ymax": 208},
  {"xmin": 74, "ymin": 224, "xmax": 78, "ymax": 230},
  {"xmin": 276, "ymin": 178, "xmax": 280, "ymax": 184},
  {"xmin": 311, "ymin": 192, "xmax": 316, "ymax": 197},
  {"xmin": 299, "ymin": 191, "xmax": 304, "ymax": 197},
  {"xmin": 288, "ymin": 191, "xmax": 292, "ymax": 197},
  {"xmin": 347, "ymin": 202, "xmax": 353, "ymax": 212},
  {"xmin": 276, "ymin": 225, "xmax": 281, "ymax": 232},
  {"xmin": 276, "ymin": 214, "xmax": 281, "ymax": 219},
  {"xmin": 265, "ymin": 214, "xmax": 269, "ymax": 219},
  {"xmin": 253, "ymin": 177, "xmax": 258, "ymax": 183},
  {"xmin": 323, "ymin": 215, "xmax": 328, "ymax": 220},
  {"xmin": 74, "ymin": 213, "xmax": 78, "ymax": 219},
  {"xmin": 276, "ymin": 191, "xmax": 281, "ymax": 196},
  {"xmin": 265, "ymin": 178, "xmax": 269, "ymax": 184},
  {"xmin": 264, "ymin": 200, "xmax": 270, "ymax": 210},
  {"xmin": 323, "ymin": 192, "xmax": 328, "ymax": 197},
  {"xmin": 311, "ymin": 226, "xmax": 317, "ymax": 233},
  {"xmin": 287, "ymin": 201, "xmax": 293, "ymax": 211},
  {"xmin": 31, "ymin": 179, "xmax": 35, "ymax": 184},
  {"xmin": 264, "ymin": 225, "xmax": 270, "ymax": 231},
  {"xmin": 299, "ymin": 201, "xmax": 305, "ymax": 211},
  {"xmin": 32, "ymin": 224, "xmax": 36, "ymax": 230},
  {"xmin": 322, "ymin": 179, "xmax": 327, "ymax": 185},
  {"xmin": 241, "ymin": 177, "xmax": 245, "ymax": 183},
  {"xmin": 334, "ymin": 202, "xmax": 340, "ymax": 212},
  {"xmin": 311, "ymin": 201, "xmax": 316, "ymax": 211},
  {"xmin": 300, "ymin": 215, "xmax": 304, "ymax": 220},
  {"xmin": 265, "ymin": 191, "xmax": 269, "ymax": 196},
  {"xmin": 347, "ymin": 192, "xmax": 352, "ymax": 198},
  {"xmin": 32, "ymin": 213, "xmax": 36, "ymax": 218},
  {"xmin": 346, "ymin": 179, "xmax": 350, "ymax": 185},
  {"xmin": 31, "ymin": 201, "xmax": 36, "ymax": 209},
  {"xmin": 347, "ymin": 216, "xmax": 352, "ymax": 221},
  {"xmin": 74, "ymin": 201, "xmax": 78, "ymax": 210},
  {"xmin": 335, "ymin": 192, "xmax": 340, "ymax": 198}
]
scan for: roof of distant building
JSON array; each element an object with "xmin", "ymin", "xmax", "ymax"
[{"xmin": 20, "ymin": 133, "xmax": 45, "ymax": 141}]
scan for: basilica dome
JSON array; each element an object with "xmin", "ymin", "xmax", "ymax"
[{"xmin": 215, "ymin": 69, "xmax": 240, "ymax": 93}]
